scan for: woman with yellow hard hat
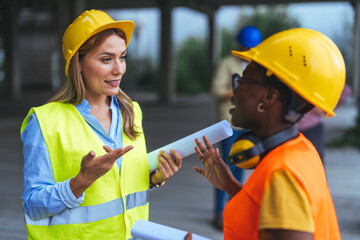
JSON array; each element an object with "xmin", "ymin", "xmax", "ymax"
[
  {"xmin": 20, "ymin": 9, "xmax": 182, "ymax": 239},
  {"xmin": 188, "ymin": 28, "xmax": 344, "ymax": 239}
]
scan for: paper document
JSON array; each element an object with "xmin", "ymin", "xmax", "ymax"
[
  {"xmin": 147, "ymin": 120, "xmax": 233, "ymax": 171},
  {"xmin": 131, "ymin": 220, "xmax": 212, "ymax": 240}
]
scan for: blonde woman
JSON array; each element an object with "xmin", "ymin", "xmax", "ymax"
[{"xmin": 20, "ymin": 10, "xmax": 182, "ymax": 239}]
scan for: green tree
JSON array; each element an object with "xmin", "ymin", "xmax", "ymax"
[
  {"xmin": 174, "ymin": 5, "xmax": 301, "ymax": 94},
  {"xmin": 334, "ymin": 21, "xmax": 353, "ymax": 87},
  {"xmin": 220, "ymin": 29, "xmax": 238, "ymax": 59},
  {"xmin": 219, "ymin": 5, "xmax": 300, "ymax": 62},
  {"xmin": 136, "ymin": 58, "xmax": 159, "ymax": 92},
  {"xmin": 175, "ymin": 37, "xmax": 211, "ymax": 94},
  {"xmin": 238, "ymin": 5, "xmax": 301, "ymax": 39},
  {"xmin": 331, "ymin": 20, "xmax": 360, "ymax": 149},
  {"xmin": 121, "ymin": 55, "xmax": 158, "ymax": 92}
]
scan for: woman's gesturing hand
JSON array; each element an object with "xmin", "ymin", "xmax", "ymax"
[
  {"xmin": 194, "ymin": 136, "xmax": 242, "ymax": 197},
  {"xmin": 70, "ymin": 145, "xmax": 134, "ymax": 198}
]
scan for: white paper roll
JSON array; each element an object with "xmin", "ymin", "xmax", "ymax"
[
  {"xmin": 131, "ymin": 220, "xmax": 211, "ymax": 240},
  {"xmin": 147, "ymin": 120, "xmax": 233, "ymax": 171}
]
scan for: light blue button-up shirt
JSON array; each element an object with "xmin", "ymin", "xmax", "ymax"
[{"xmin": 21, "ymin": 96, "xmax": 124, "ymax": 220}]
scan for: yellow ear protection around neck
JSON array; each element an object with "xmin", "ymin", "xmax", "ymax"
[{"xmin": 228, "ymin": 125, "xmax": 299, "ymax": 169}]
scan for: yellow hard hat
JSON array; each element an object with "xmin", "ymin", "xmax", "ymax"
[
  {"xmin": 62, "ymin": 9, "xmax": 135, "ymax": 76},
  {"xmin": 232, "ymin": 28, "xmax": 346, "ymax": 117}
]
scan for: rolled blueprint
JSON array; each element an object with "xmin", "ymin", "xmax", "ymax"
[
  {"xmin": 147, "ymin": 120, "xmax": 233, "ymax": 171},
  {"xmin": 131, "ymin": 220, "xmax": 211, "ymax": 240}
]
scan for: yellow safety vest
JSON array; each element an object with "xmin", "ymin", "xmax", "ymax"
[{"xmin": 20, "ymin": 101, "xmax": 149, "ymax": 240}]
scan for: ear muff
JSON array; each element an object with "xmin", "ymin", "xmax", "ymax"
[
  {"xmin": 228, "ymin": 126, "xmax": 299, "ymax": 169},
  {"xmin": 228, "ymin": 132, "xmax": 263, "ymax": 169}
]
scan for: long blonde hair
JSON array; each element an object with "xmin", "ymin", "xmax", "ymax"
[{"xmin": 49, "ymin": 28, "xmax": 139, "ymax": 139}]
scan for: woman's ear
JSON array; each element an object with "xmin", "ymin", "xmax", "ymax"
[{"xmin": 263, "ymin": 88, "xmax": 280, "ymax": 106}]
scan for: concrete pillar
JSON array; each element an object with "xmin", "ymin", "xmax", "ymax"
[
  {"xmin": 159, "ymin": 0, "xmax": 175, "ymax": 103},
  {"xmin": 54, "ymin": 0, "xmax": 74, "ymax": 85},
  {"xmin": 207, "ymin": 8, "xmax": 220, "ymax": 74},
  {"xmin": 2, "ymin": 2, "xmax": 21, "ymax": 99}
]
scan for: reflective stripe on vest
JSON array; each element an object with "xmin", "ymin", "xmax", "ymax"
[{"xmin": 25, "ymin": 190, "xmax": 148, "ymax": 226}]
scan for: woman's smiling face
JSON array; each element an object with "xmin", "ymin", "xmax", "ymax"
[{"xmin": 80, "ymin": 34, "xmax": 127, "ymax": 100}]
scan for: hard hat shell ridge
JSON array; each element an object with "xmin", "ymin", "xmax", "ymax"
[{"xmin": 62, "ymin": 9, "xmax": 135, "ymax": 76}]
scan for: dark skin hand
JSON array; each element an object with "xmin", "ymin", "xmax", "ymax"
[{"xmin": 194, "ymin": 136, "xmax": 242, "ymax": 197}]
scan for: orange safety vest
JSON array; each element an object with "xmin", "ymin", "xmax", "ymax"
[{"xmin": 223, "ymin": 133, "xmax": 341, "ymax": 240}]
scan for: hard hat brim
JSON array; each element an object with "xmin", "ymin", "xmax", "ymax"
[
  {"xmin": 64, "ymin": 20, "xmax": 135, "ymax": 76},
  {"xmin": 231, "ymin": 50, "xmax": 252, "ymax": 63}
]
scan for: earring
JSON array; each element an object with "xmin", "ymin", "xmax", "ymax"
[{"xmin": 257, "ymin": 103, "xmax": 265, "ymax": 112}]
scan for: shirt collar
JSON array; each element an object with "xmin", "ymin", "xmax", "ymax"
[
  {"xmin": 109, "ymin": 95, "xmax": 119, "ymax": 111},
  {"xmin": 75, "ymin": 96, "xmax": 118, "ymax": 114},
  {"xmin": 75, "ymin": 98, "xmax": 91, "ymax": 114}
]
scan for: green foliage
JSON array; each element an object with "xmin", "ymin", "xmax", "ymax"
[
  {"xmin": 175, "ymin": 37, "xmax": 211, "ymax": 94},
  {"xmin": 334, "ymin": 21, "xmax": 354, "ymax": 87},
  {"xmin": 219, "ymin": 5, "xmax": 300, "ymax": 62},
  {"xmin": 238, "ymin": 5, "xmax": 301, "ymax": 39},
  {"xmin": 137, "ymin": 59, "xmax": 159, "ymax": 92},
  {"xmin": 220, "ymin": 29, "xmax": 237, "ymax": 58},
  {"xmin": 323, "ymin": 15, "xmax": 359, "ymax": 149},
  {"xmin": 175, "ymin": 5, "xmax": 300, "ymax": 94},
  {"xmin": 122, "ymin": 55, "xmax": 158, "ymax": 92}
]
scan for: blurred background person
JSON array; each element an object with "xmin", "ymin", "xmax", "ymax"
[
  {"xmin": 210, "ymin": 25, "xmax": 262, "ymax": 229},
  {"xmin": 296, "ymin": 83, "xmax": 351, "ymax": 163}
]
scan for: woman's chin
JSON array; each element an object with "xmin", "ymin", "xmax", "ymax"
[{"xmin": 105, "ymin": 88, "xmax": 120, "ymax": 96}]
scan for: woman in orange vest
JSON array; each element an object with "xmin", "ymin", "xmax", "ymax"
[{"xmin": 187, "ymin": 28, "xmax": 344, "ymax": 240}]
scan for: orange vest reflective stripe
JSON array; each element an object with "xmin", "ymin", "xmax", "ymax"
[{"xmin": 223, "ymin": 133, "xmax": 340, "ymax": 240}]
